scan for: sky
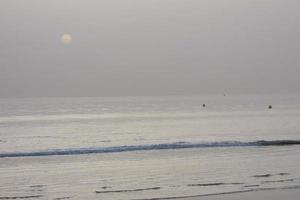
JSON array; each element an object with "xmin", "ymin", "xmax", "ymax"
[{"xmin": 0, "ymin": 0, "xmax": 300, "ymax": 98}]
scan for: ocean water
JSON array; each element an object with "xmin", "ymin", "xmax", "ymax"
[{"xmin": 0, "ymin": 94, "xmax": 300, "ymax": 200}]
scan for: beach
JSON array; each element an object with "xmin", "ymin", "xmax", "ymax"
[
  {"xmin": 2, "ymin": 0, "xmax": 300, "ymax": 199},
  {"xmin": 1, "ymin": 95, "xmax": 300, "ymax": 200},
  {"xmin": 186, "ymin": 188, "xmax": 300, "ymax": 200}
]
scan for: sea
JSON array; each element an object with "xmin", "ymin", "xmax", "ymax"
[{"xmin": 0, "ymin": 94, "xmax": 300, "ymax": 200}]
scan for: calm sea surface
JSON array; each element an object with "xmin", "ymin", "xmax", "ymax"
[{"xmin": 1, "ymin": 94, "xmax": 300, "ymax": 199}]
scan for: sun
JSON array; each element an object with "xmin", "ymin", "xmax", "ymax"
[{"xmin": 61, "ymin": 34, "xmax": 73, "ymax": 44}]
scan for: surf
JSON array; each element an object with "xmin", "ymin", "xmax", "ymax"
[{"xmin": 1, "ymin": 140, "xmax": 300, "ymax": 158}]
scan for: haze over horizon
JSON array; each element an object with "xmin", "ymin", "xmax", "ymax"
[{"xmin": 1, "ymin": 0, "xmax": 300, "ymax": 98}]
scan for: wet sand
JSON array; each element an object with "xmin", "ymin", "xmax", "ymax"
[{"xmin": 182, "ymin": 188, "xmax": 300, "ymax": 200}]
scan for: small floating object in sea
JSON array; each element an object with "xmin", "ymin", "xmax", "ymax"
[
  {"xmin": 268, "ymin": 105, "xmax": 272, "ymax": 109},
  {"xmin": 203, "ymin": 104, "xmax": 206, "ymax": 107}
]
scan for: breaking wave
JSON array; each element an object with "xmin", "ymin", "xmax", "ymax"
[{"xmin": 1, "ymin": 140, "xmax": 300, "ymax": 158}]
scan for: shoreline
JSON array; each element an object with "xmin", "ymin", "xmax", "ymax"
[
  {"xmin": 133, "ymin": 186, "xmax": 300, "ymax": 200},
  {"xmin": 186, "ymin": 187, "xmax": 300, "ymax": 200}
]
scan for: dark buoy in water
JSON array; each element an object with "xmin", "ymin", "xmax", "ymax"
[
  {"xmin": 268, "ymin": 105, "xmax": 272, "ymax": 109},
  {"xmin": 203, "ymin": 104, "xmax": 206, "ymax": 108}
]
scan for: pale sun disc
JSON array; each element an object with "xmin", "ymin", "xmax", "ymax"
[{"xmin": 61, "ymin": 34, "xmax": 72, "ymax": 44}]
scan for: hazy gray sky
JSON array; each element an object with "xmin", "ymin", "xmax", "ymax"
[{"xmin": 1, "ymin": 0, "xmax": 299, "ymax": 97}]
